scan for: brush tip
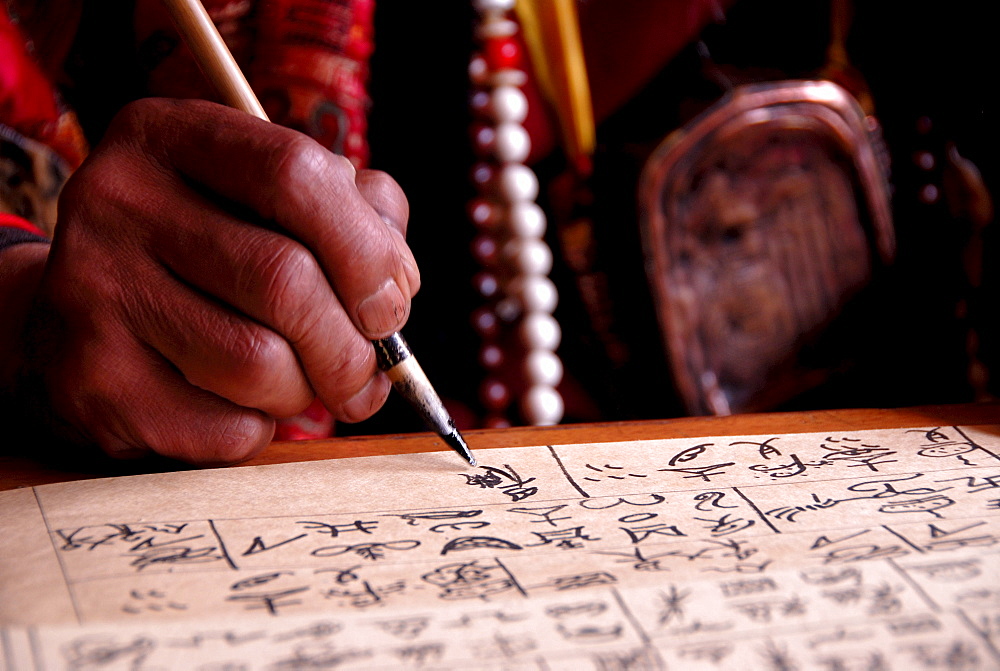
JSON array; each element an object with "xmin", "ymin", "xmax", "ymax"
[{"xmin": 444, "ymin": 429, "xmax": 476, "ymax": 467}]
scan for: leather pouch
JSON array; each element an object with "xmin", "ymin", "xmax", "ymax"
[{"xmin": 638, "ymin": 79, "xmax": 895, "ymax": 415}]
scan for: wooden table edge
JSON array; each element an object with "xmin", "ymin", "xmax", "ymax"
[{"xmin": 4, "ymin": 402, "xmax": 1000, "ymax": 490}]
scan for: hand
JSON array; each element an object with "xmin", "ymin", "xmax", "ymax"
[{"xmin": 11, "ymin": 98, "xmax": 419, "ymax": 464}]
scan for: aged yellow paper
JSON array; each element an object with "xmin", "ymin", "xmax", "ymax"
[{"xmin": 2, "ymin": 425, "xmax": 1000, "ymax": 669}]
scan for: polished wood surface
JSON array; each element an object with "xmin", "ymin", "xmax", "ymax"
[{"xmin": 4, "ymin": 403, "xmax": 1000, "ymax": 491}]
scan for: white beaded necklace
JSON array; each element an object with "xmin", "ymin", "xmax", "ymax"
[{"xmin": 468, "ymin": 0, "xmax": 564, "ymax": 427}]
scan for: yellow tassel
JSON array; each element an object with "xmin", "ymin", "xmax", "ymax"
[{"xmin": 514, "ymin": 0, "xmax": 595, "ymax": 170}]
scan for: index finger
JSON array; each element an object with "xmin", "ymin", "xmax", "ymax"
[{"xmin": 137, "ymin": 98, "xmax": 418, "ymax": 339}]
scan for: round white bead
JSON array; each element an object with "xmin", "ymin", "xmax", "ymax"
[
  {"xmin": 506, "ymin": 275, "xmax": 558, "ymax": 313},
  {"xmin": 490, "ymin": 86, "xmax": 528, "ymax": 123},
  {"xmin": 524, "ymin": 349, "xmax": 563, "ymax": 387},
  {"xmin": 518, "ymin": 312, "xmax": 561, "ymax": 349},
  {"xmin": 521, "ymin": 385, "xmax": 564, "ymax": 425},
  {"xmin": 497, "ymin": 164, "xmax": 538, "ymax": 202},
  {"xmin": 493, "ymin": 123, "xmax": 530, "ymax": 163},
  {"xmin": 503, "ymin": 237, "xmax": 553, "ymax": 275},
  {"xmin": 507, "ymin": 202, "xmax": 546, "ymax": 237},
  {"xmin": 475, "ymin": 18, "xmax": 518, "ymax": 39},
  {"xmin": 491, "ymin": 69, "xmax": 527, "ymax": 88},
  {"xmin": 473, "ymin": 0, "xmax": 515, "ymax": 13}
]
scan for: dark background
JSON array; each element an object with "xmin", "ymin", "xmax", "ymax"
[
  {"xmin": 63, "ymin": 0, "xmax": 998, "ymax": 436},
  {"xmin": 350, "ymin": 0, "xmax": 999, "ymax": 435}
]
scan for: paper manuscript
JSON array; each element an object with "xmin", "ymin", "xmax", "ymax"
[{"xmin": 2, "ymin": 425, "xmax": 999, "ymax": 669}]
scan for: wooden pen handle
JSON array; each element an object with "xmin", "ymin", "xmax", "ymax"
[{"xmin": 160, "ymin": 0, "xmax": 269, "ymax": 121}]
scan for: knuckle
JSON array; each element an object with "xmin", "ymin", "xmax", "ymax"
[
  {"xmin": 201, "ymin": 409, "xmax": 272, "ymax": 464},
  {"xmin": 249, "ymin": 239, "xmax": 324, "ymax": 337},
  {"xmin": 272, "ymin": 136, "xmax": 332, "ymax": 194},
  {"xmin": 223, "ymin": 323, "xmax": 288, "ymax": 388},
  {"xmin": 318, "ymin": 337, "xmax": 377, "ymax": 401}
]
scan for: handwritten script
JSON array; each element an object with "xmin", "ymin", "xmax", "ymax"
[{"xmin": 2, "ymin": 425, "xmax": 1000, "ymax": 669}]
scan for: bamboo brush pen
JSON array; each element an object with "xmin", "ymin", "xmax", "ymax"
[{"xmin": 161, "ymin": 0, "xmax": 475, "ymax": 467}]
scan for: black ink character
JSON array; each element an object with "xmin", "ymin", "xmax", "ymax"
[
  {"xmin": 394, "ymin": 643, "xmax": 444, "ymax": 666},
  {"xmin": 376, "ymin": 617, "xmax": 430, "ymax": 640},
  {"xmin": 694, "ymin": 514, "xmax": 755, "ymax": 536},
  {"xmin": 877, "ymin": 495, "xmax": 954, "ymax": 518},
  {"xmin": 231, "ymin": 572, "xmax": 293, "ymax": 591},
  {"xmin": 62, "ymin": 636, "xmax": 154, "ymax": 668},
  {"xmin": 473, "ymin": 632, "xmax": 538, "ymax": 660},
  {"xmin": 461, "ymin": 464, "xmax": 538, "ymax": 501},
  {"xmin": 668, "ymin": 443, "xmax": 712, "ymax": 465},
  {"xmin": 323, "ymin": 580, "xmax": 405, "ymax": 608},
  {"xmin": 421, "ymin": 560, "xmax": 524, "ymax": 601},
  {"xmin": 242, "ymin": 533, "xmax": 307, "ymax": 556},
  {"xmin": 596, "ymin": 546, "xmax": 675, "ymax": 572},
  {"xmin": 269, "ymin": 643, "xmax": 371, "ymax": 670},
  {"xmin": 440, "ymin": 536, "xmax": 522, "ymax": 555},
  {"xmin": 381, "ymin": 510, "xmax": 483, "ymax": 526},
  {"xmin": 298, "ymin": 520, "xmax": 379, "ymax": 537},
  {"xmin": 581, "ymin": 463, "xmax": 649, "ymax": 482},
  {"xmin": 818, "ymin": 438, "xmax": 897, "ymax": 471},
  {"xmin": 381, "ymin": 510, "xmax": 490, "ymax": 533},
  {"xmin": 620, "ymin": 523, "xmax": 685, "ymax": 544},
  {"xmin": 226, "ymin": 587, "xmax": 309, "ymax": 615},
  {"xmin": 731, "ymin": 437, "xmax": 782, "ymax": 460},
  {"xmin": 556, "ymin": 623, "xmax": 623, "ymax": 643},
  {"xmin": 507, "ymin": 505, "xmax": 571, "ymax": 526},
  {"xmin": 719, "ymin": 578, "xmax": 777, "ymax": 598},
  {"xmin": 525, "ymin": 526, "xmax": 600, "ymax": 549},
  {"xmin": 936, "ymin": 473, "xmax": 1000, "ymax": 493},
  {"xmin": 693, "ymin": 491, "xmax": 738, "ymax": 511},
  {"xmin": 121, "ymin": 589, "xmax": 187, "ymax": 615},
  {"xmin": 272, "ymin": 621, "xmax": 341, "ymax": 642},
  {"xmin": 544, "ymin": 602, "xmax": 608, "ymax": 618},
  {"xmin": 658, "ymin": 585, "xmax": 691, "ymax": 625},
  {"xmin": 539, "ymin": 572, "xmax": 617, "ymax": 591},
  {"xmin": 311, "ymin": 540, "xmax": 420, "ymax": 560},
  {"xmin": 910, "ymin": 427, "xmax": 980, "ymax": 466},
  {"xmin": 657, "ymin": 462, "xmax": 735, "ymax": 482},
  {"xmin": 578, "ymin": 494, "xmax": 665, "ymax": 509}
]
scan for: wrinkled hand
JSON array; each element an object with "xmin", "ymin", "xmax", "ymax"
[{"xmin": 18, "ymin": 98, "xmax": 419, "ymax": 464}]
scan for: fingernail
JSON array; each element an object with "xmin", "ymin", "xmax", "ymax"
[
  {"xmin": 387, "ymin": 226, "xmax": 421, "ymax": 296},
  {"xmin": 357, "ymin": 279, "xmax": 407, "ymax": 337}
]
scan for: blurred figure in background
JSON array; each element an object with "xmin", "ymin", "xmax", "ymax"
[{"xmin": 1, "ymin": 0, "xmax": 995, "ymax": 464}]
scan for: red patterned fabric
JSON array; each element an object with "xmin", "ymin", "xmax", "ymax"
[
  {"xmin": 0, "ymin": 212, "xmax": 45, "ymax": 236},
  {"xmin": 2, "ymin": 1, "xmax": 378, "ymax": 441},
  {"xmin": 0, "ymin": 3, "xmax": 87, "ymax": 169}
]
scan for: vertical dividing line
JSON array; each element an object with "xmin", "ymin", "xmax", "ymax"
[
  {"xmin": 610, "ymin": 586, "xmax": 650, "ymax": 646},
  {"xmin": 881, "ymin": 525, "xmax": 926, "ymax": 554},
  {"xmin": 492, "ymin": 558, "xmax": 528, "ymax": 598},
  {"xmin": 31, "ymin": 488, "xmax": 82, "ymax": 625},
  {"xmin": 886, "ymin": 557, "xmax": 940, "ymax": 613},
  {"xmin": 28, "ymin": 627, "xmax": 43, "ymax": 671},
  {"xmin": 1, "ymin": 627, "xmax": 14, "ymax": 671},
  {"xmin": 207, "ymin": 519, "xmax": 238, "ymax": 570},
  {"xmin": 953, "ymin": 425, "xmax": 1000, "ymax": 462},
  {"xmin": 545, "ymin": 445, "xmax": 590, "ymax": 498},
  {"xmin": 732, "ymin": 486, "xmax": 781, "ymax": 533},
  {"xmin": 609, "ymin": 586, "xmax": 666, "ymax": 667},
  {"xmin": 956, "ymin": 607, "xmax": 1000, "ymax": 664}
]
